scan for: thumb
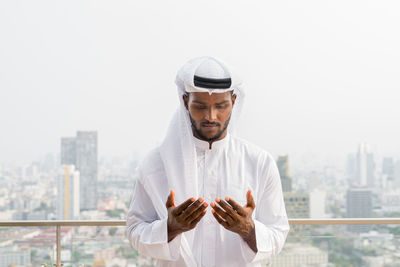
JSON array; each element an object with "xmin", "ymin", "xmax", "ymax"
[
  {"xmin": 246, "ymin": 190, "xmax": 255, "ymax": 210},
  {"xmin": 166, "ymin": 189, "xmax": 176, "ymax": 208}
]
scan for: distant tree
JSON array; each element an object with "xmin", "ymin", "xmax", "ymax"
[
  {"xmin": 106, "ymin": 209, "xmax": 124, "ymax": 218},
  {"xmin": 389, "ymin": 226, "xmax": 400, "ymax": 235},
  {"xmin": 73, "ymin": 250, "xmax": 81, "ymax": 262},
  {"xmin": 109, "ymin": 227, "xmax": 118, "ymax": 236}
]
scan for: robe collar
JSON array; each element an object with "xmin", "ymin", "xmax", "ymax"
[{"xmin": 193, "ymin": 133, "xmax": 230, "ymax": 151}]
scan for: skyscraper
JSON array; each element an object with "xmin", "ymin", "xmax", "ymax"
[
  {"xmin": 309, "ymin": 189, "xmax": 326, "ymax": 218},
  {"xmin": 381, "ymin": 157, "xmax": 395, "ymax": 189},
  {"xmin": 346, "ymin": 187, "xmax": 372, "ymax": 233},
  {"xmin": 355, "ymin": 142, "xmax": 375, "ymax": 187},
  {"xmin": 277, "ymin": 155, "xmax": 310, "ymax": 239},
  {"xmin": 76, "ymin": 131, "xmax": 98, "ymax": 210},
  {"xmin": 277, "ymin": 155, "xmax": 292, "ymax": 192},
  {"xmin": 382, "ymin": 157, "xmax": 394, "ymax": 181},
  {"xmin": 57, "ymin": 165, "xmax": 80, "ymax": 219},
  {"xmin": 61, "ymin": 131, "xmax": 98, "ymax": 211}
]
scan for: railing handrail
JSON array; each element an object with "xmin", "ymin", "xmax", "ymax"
[
  {"xmin": 2, "ymin": 218, "xmax": 400, "ymax": 267},
  {"xmin": 289, "ymin": 218, "xmax": 400, "ymax": 225},
  {"xmin": 1, "ymin": 218, "xmax": 400, "ymax": 227},
  {"xmin": 0, "ymin": 220, "xmax": 126, "ymax": 227}
]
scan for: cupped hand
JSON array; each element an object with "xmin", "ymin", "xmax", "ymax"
[
  {"xmin": 166, "ymin": 189, "xmax": 208, "ymax": 242},
  {"xmin": 210, "ymin": 190, "xmax": 257, "ymax": 252}
]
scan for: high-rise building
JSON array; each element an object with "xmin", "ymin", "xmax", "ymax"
[
  {"xmin": 309, "ymin": 189, "xmax": 326, "ymax": 218},
  {"xmin": 346, "ymin": 187, "xmax": 372, "ymax": 233},
  {"xmin": 277, "ymin": 155, "xmax": 292, "ymax": 192},
  {"xmin": 284, "ymin": 192, "xmax": 310, "ymax": 240},
  {"xmin": 355, "ymin": 143, "xmax": 375, "ymax": 187},
  {"xmin": 57, "ymin": 165, "xmax": 80, "ymax": 220},
  {"xmin": 284, "ymin": 192, "xmax": 310, "ymax": 218},
  {"xmin": 277, "ymin": 155, "xmax": 310, "ymax": 239},
  {"xmin": 308, "ymin": 171, "xmax": 321, "ymax": 192},
  {"xmin": 381, "ymin": 157, "xmax": 395, "ymax": 188},
  {"xmin": 75, "ymin": 131, "xmax": 98, "ymax": 210},
  {"xmin": 382, "ymin": 157, "xmax": 394, "ymax": 181},
  {"xmin": 61, "ymin": 131, "xmax": 98, "ymax": 211}
]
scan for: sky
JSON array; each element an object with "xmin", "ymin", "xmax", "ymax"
[{"xmin": 1, "ymin": 0, "xmax": 400, "ymax": 166}]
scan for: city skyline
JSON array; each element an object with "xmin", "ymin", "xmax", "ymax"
[
  {"xmin": 1, "ymin": 133, "xmax": 400, "ymax": 264},
  {"xmin": 1, "ymin": 1, "xmax": 400, "ymax": 265},
  {"xmin": 1, "ymin": 136, "xmax": 399, "ymax": 179}
]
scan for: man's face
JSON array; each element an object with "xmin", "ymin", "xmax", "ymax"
[{"xmin": 183, "ymin": 91, "xmax": 236, "ymax": 142}]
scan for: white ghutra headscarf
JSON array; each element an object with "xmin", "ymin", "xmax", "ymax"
[{"xmin": 159, "ymin": 56, "xmax": 245, "ymax": 205}]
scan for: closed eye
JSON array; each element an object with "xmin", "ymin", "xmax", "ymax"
[
  {"xmin": 216, "ymin": 104, "xmax": 228, "ymax": 109},
  {"xmin": 194, "ymin": 105, "xmax": 207, "ymax": 110}
]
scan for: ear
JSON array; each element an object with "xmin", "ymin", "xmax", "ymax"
[
  {"xmin": 231, "ymin": 93, "xmax": 237, "ymax": 107},
  {"xmin": 183, "ymin": 94, "xmax": 189, "ymax": 110}
]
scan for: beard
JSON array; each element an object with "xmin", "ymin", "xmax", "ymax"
[{"xmin": 189, "ymin": 113, "xmax": 231, "ymax": 142}]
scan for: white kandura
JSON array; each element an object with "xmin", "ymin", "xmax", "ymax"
[{"xmin": 126, "ymin": 56, "xmax": 289, "ymax": 266}]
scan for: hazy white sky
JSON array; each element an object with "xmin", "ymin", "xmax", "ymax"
[{"xmin": 1, "ymin": 0, "xmax": 400, "ymax": 165}]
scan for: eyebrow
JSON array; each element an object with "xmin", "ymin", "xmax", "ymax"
[{"xmin": 192, "ymin": 100, "xmax": 229, "ymax": 105}]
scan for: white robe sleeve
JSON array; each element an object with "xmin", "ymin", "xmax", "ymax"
[
  {"xmin": 239, "ymin": 154, "xmax": 290, "ymax": 263},
  {"xmin": 126, "ymin": 175, "xmax": 182, "ymax": 261}
]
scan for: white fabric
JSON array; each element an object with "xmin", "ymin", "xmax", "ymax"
[
  {"xmin": 194, "ymin": 57, "xmax": 230, "ymax": 79},
  {"xmin": 184, "ymin": 83, "xmax": 233, "ymax": 94},
  {"xmin": 126, "ymin": 134, "xmax": 290, "ymax": 266},
  {"xmin": 126, "ymin": 56, "xmax": 289, "ymax": 266},
  {"xmin": 177, "ymin": 56, "xmax": 240, "ymax": 95}
]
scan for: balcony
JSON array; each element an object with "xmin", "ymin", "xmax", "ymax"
[{"xmin": 1, "ymin": 218, "xmax": 400, "ymax": 266}]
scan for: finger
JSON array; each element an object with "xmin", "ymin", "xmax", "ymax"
[
  {"xmin": 225, "ymin": 197, "xmax": 246, "ymax": 216},
  {"xmin": 189, "ymin": 208, "xmax": 207, "ymax": 227},
  {"xmin": 181, "ymin": 198, "xmax": 204, "ymax": 218},
  {"xmin": 212, "ymin": 203, "xmax": 234, "ymax": 225},
  {"xmin": 165, "ymin": 189, "xmax": 175, "ymax": 208},
  {"xmin": 186, "ymin": 202, "xmax": 208, "ymax": 223},
  {"xmin": 212, "ymin": 209, "xmax": 229, "ymax": 228},
  {"xmin": 217, "ymin": 198, "xmax": 239, "ymax": 220},
  {"xmin": 246, "ymin": 190, "xmax": 256, "ymax": 210},
  {"xmin": 172, "ymin": 197, "xmax": 195, "ymax": 216}
]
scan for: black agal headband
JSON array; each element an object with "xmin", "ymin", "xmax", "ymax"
[{"xmin": 193, "ymin": 75, "xmax": 232, "ymax": 89}]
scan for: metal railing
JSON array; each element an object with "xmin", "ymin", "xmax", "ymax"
[{"xmin": 1, "ymin": 218, "xmax": 400, "ymax": 266}]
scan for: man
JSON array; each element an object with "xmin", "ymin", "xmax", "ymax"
[{"xmin": 126, "ymin": 56, "xmax": 289, "ymax": 267}]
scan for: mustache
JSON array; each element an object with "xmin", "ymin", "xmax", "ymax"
[{"xmin": 201, "ymin": 121, "xmax": 220, "ymax": 127}]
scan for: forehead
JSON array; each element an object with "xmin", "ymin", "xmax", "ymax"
[{"xmin": 188, "ymin": 91, "xmax": 232, "ymax": 103}]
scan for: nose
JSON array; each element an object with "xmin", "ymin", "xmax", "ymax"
[{"xmin": 205, "ymin": 107, "xmax": 217, "ymax": 121}]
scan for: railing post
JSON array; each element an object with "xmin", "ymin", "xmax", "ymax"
[{"xmin": 56, "ymin": 225, "xmax": 61, "ymax": 267}]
